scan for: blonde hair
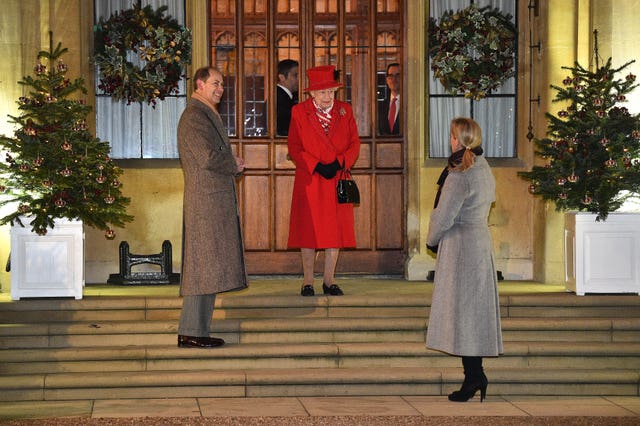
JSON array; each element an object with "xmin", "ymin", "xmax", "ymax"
[{"xmin": 450, "ymin": 117, "xmax": 482, "ymax": 171}]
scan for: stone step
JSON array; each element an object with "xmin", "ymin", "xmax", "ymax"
[
  {"xmin": 1, "ymin": 341, "xmax": 640, "ymax": 374},
  {"xmin": 1, "ymin": 287, "xmax": 639, "ymax": 401},
  {"xmin": 1, "ymin": 293, "xmax": 640, "ymax": 323},
  {"xmin": 0, "ymin": 366, "xmax": 637, "ymax": 401},
  {"xmin": 1, "ymin": 317, "xmax": 639, "ymax": 349}
]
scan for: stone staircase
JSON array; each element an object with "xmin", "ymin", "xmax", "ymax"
[{"xmin": 0, "ymin": 287, "xmax": 639, "ymax": 401}]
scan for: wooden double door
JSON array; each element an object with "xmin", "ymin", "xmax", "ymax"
[{"xmin": 211, "ymin": 0, "xmax": 406, "ymax": 275}]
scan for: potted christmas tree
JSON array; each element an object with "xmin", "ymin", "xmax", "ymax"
[
  {"xmin": 519, "ymin": 39, "xmax": 640, "ymax": 295},
  {"xmin": 0, "ymin": 41, "xmax": 133, "ymax": 299}
]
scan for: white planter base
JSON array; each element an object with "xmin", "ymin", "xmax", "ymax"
[
  {"xmin": 564, "ymin": 212, "xmax": 640, "ymax": 295},
  {"xmin": 10, "ymin": 218, "xmax": 84, "ymax": 300}
]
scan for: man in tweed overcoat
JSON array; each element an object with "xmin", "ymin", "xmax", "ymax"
[{"xmin": 176, "ymin": 67, "xmax": 248, "ymax": 348}]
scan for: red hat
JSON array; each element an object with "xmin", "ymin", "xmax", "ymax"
[{"xmin": 304, "ymin": 65, "xmax": 343, "ymax": 92}]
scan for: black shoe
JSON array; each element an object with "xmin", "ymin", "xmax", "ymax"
[
  {"xmin": 301, "ymin": 285, "xmax": 315, "ymax": 296},
  {"xmin": 178, "ymin": 335, "xmax": 225, "ymax": 348},
  {"xmin": 448, "ymin": 373, "xmax": 488, "ymax": 402},
  {"xmin": 322, "ymin": 283, "xmax": 344, "ymax": 296}
]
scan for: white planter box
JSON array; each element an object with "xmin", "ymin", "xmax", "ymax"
[
  {"xmin": 10, "ymin": 218, "xmax": 84, "ymax": 300},
  {"xmin": 564, "ymin": 212, "xmax": 640, "ymax": 295}
]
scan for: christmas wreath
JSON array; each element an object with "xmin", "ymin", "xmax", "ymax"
[
  {"xmin": 94, "ymin": 4, "xmax": 191, "ymax": 106},
  {"xmin": 428, "ymin": 4, "xmax": 516, "ymax": 100}
]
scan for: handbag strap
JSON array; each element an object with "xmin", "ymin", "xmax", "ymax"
[{"xmin": 339, "ymin": 168, "xmax": 352, "ymax": 179}]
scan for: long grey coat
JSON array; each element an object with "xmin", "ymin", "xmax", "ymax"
[
  {"xmin": 177, "ymin": 98, "xmax": 248, "ymax": 296},
  {"xmin": 426, "ymin": 156, "xmax": 503, "ymax": 357}
]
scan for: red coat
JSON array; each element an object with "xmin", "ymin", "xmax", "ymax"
[{"xmin": 287, "ymin": 98, "xmax": 361, "ymax": 249}]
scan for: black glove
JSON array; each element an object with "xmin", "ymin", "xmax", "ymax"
[{"xmin": 314, "ymin": 159, "xmax": 341, "ymax": 179}]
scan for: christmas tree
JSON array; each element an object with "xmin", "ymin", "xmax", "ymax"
[
  {"xmin": 0, "ymin": 41, "xmax": 133, "ymax": 237},
  {"xmin": 519, "ymin": 49, "xmax": 640, "ymax": 221}
]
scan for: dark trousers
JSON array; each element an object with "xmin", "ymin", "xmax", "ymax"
[{"xmin": 178, "ymin": 294, "xmax": 216, "ymax": 337}]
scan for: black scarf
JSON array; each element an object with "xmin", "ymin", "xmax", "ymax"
[
  {"xmin": 427, "ymin": 146, "xmax": 483, "ymax": 254},
  {"xmin": 433, "ymin": 146, "xmax": 484, "ymax": 208}
]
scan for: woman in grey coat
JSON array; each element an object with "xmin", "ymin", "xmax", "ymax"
[
  {"xmin": 426, "ymin": 117, "xmax": 503, "ymax": 402},
  {"xmin": 176, "ymin": 67, "xmax": 248, "ymax": 348}
]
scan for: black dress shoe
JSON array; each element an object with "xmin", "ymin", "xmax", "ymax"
[
  {"xmin": 300, "ymin": 285, "xmax": 315, "ymax": 296},
  {"xmin": 323, "ymin": 283, "xmax": 344, "ymax": 296},
  {"xmin": 178, "ymin": 335, "xmax": 225, "ymax": 348}
]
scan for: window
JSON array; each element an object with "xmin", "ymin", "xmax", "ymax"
[
  {"xmin": 428, "ymin": 0, "xmax": 517, "ymax": 158},
  {"xmin": 94, "ymin": 0, "xmax": 188, "ymax": 159}
]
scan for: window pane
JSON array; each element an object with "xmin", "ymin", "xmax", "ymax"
[
  {"xmin": 275, "ymin": 27, "xmax": 300, "ymax": 137},
  {"xmin": 243, "ymin": 33, "xmax": 268, "ymax": 137},
  {"xmin": 474, "ymin": 98, "xmax": 516, "ymax": 157},
  {"xmin": 429, "ymin": 97, "xmax": 470, "ymax": 158},
  {"xmin": 277, "ymin": 0, "xmax": 299, "ymax": 13},
  {"xmin": 346, "ymin": 1, "xmax": 371, "ymax": 137},
  {"xmin": 314, "ymin": 0, "xmax": 338, "ymax": 65},
  {"xmin": 376, "ymin": 15, "xmax": 402, "ymax": 136},
  {"xmin": 141, "ymin": 98, "xmax": 186, "ymax": 158},
  {"xmin": 211, "ymin": 22, "xmax": 237, "ymax": 136},
  {"xmin": 95, "ymin": 98, "xmax": 142, "ymax": 158}
]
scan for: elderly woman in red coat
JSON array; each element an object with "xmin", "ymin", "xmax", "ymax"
[{"xmin": 287, "ymin": 65, "xmax": 361, "ymax": 296}]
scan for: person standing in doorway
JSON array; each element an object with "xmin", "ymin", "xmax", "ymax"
[
  {"xmin": 378, "ymin": 63, "xmax": 401, "ymax": 135},
  {"xmin": 276, "ymin": 59, "xmax": 299, "ymax": 136},
  {"xmin": 176, "ymin": 66, "xmax": 248, "ymax": 348},
  {"xmin": 287, "ymin": 65, "xmax": 360, "ymax": 296},
  {"xmin": 426, "ymin": 117, "xmax": 503, "ymax": 401}
]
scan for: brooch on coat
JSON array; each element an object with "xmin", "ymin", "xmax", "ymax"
[{"xmin": 339, "ymin": 107, "xmax": 346, "ymax": 116}]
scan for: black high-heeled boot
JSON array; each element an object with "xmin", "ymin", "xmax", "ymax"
[{"xmin": 448, "ymin": 356, "xmax": 488, "ymax": 402}]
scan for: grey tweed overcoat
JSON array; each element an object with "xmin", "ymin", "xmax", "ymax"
[
  {"xmin": 426, "ymin": 156, "xmax": 503, "ymax": 357},
  {"xmin": 177, "ymin": 98, "xmax": 248, "ymax": 296}
]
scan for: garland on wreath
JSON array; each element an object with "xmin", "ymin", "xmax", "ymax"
[
  {"xmin": 428, "ymin": 4, "xmax": 516, "ymax": 100},
  {"xmin": 94, "ymin": 4, "xmax": 191, "ymax": 106}
]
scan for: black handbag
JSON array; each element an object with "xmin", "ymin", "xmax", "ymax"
[{"xmin": 337, "ymin": 169, "xmax": 360, "ymax": 204}]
